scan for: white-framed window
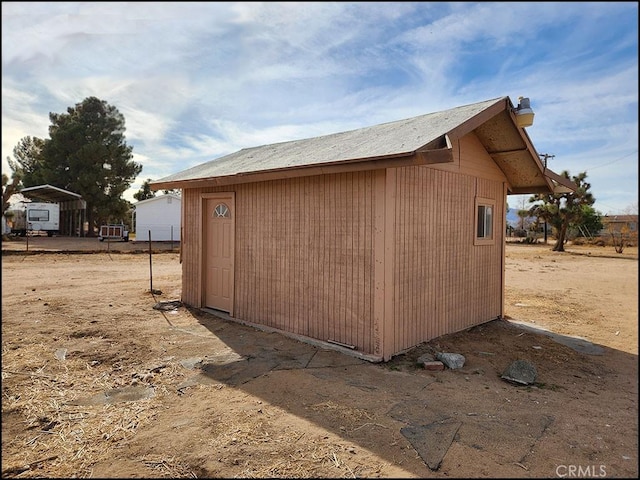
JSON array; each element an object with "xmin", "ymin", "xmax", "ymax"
[{"xmin": 474, "ymin": 197, "xmax": 495, "ymax": 245}]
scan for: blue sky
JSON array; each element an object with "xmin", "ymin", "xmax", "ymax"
[{"xmin": 2, "ymin": 2, "xmax": 638, "ymax": 214}]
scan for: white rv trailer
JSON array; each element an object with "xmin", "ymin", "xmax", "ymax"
[{"xmin": 6, "ymin": 201, "xmax": 60, "ymax": 236}]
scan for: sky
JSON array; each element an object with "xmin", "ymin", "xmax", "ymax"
[{"xmin": 2, "ymin": 2, "xmax": 638, "ymax": 215}]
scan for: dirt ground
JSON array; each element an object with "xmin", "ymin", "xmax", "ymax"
[{"xmin": 1, "ymin": 238, "xmax": 638, "ymax": 478}]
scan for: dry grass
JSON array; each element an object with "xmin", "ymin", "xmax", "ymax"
[
  {"xmin": 505, "ymin": 240, "xmax": 638, "ymax": 260},
  {"xmin": 1, "ymin": 341, "xmax": 188, "ymax": 478},
  {"xmin": 1, "ymin": 340, "xmax": 384, "ymax": 478}
]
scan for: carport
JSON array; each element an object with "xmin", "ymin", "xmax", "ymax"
[{"xmin": 19, "ymin": 184, "xmax": 87, "ymax": 236}]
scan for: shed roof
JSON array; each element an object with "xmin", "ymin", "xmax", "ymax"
[
  {"xmin": 151, "ymin": 96, "xmax": 574, "ymax": 194},
  {"xmin": 19, "ymin": 184, "xmax": 83, "ymax": 203},
  {"xmin": 602, "ymin": 214, "xmax": 638, "ymax": 223},
  {"xmin": 133, "ymin": 193, "xmax": 182, "ymax": 208}
]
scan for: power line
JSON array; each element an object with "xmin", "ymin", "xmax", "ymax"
[
  {"xmin": 595, "ymin": 201, "xmax": 633, "ymax": 215},
  {"xmin": 584, "ymin": 150, "xmax": 638, "ymax": 171}
]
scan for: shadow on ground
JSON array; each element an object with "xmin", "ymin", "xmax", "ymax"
[{"xmin": 145, "ymin": 303, "xmax": 630, "ymax": 477}]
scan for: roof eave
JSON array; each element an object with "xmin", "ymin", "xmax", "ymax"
[
  {"xmin": 542, "ymin": 167, "xmax": 579, "ymax": 193},
  {"xmin": 150, "ymin": 147, "xmax": 454, "ymax": 190},
  {"xmin": 449, "ymin": 97, "xmax": 573, "ymax": 195}
]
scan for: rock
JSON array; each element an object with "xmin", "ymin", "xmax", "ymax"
[
  {"xmin": 417, "ymin": 353, "xmax": 435, "ymax": 364},
  {"xmin": 435, "ymin": 352, "xmax": 465, "ymax": 369},
  {"xmin": 153, "ymin": 300, "xmax": 182, "ymax": 311},
  {"xmin": 502, "ymin": 359, "xmax": 537, "ymax": 385},
  {"xmin": 179, "ymin": 357, "xmax": 203, "ymax": 369},
  {"xmin": 68, "ymin": 385, "xmax": 155, "ymax": 405}
]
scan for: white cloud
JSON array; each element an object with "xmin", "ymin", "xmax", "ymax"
[{"xmin": 2, "ymin": 2, "xmax": 637, "ymax": 214}]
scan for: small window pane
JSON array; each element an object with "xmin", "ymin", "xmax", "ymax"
[
  {"xmin": 28, "ymin": 209, "xmax": 50, "ymax": 222},
  {"xmin": 484, "ymin": 205, "xmax": 493, "ymax": 238},
  {"xmin": 477, "ymin": 206, "xmax": 485, "ymax": 237},
  {"xmin": 477, "ymin": 204, "xmax": 493, "ymax": 239}
]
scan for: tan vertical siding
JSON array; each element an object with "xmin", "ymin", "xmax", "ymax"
[
  {"xmin": 434, "ymin": 131, "xmax": 507, "ymax": 182},
  {"xmin": 383, "ymin": 169, "xmax": 397, "ymax": 360},
  {"xmin": 473, "ymin": 176, "xmax": 505, "ymax": 319},
  {"xmin": 372, "ymin": 170, "xmax": 386, "ymax": 357},
  {"xmin": 181, "ymin": 188, "xmax": 203, "ymax": 307},
  {"xmin": 391, "ymin": 133, "xmax": 507, "ymax": 354},
  {"xmin": 181, "ymin": 172, "xmax": 377, "ymax": 354}
]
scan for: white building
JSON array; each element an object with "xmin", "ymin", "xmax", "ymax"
[{"xmin": 134, "ymin": 193, "xmax": 181, "ymax": 242}]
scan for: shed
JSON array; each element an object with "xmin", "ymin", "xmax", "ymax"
[
  {"xmin": 151, "ymin": 96, "xmax": 576, "ymax": 362},
  {"xmin": 599, "ymin": 214, "xmax": 638, "ymax": 246},
  {"xmin": 133, "ymin": 194, "xmax": 181, "ymax": 242},
  {"xmin": 599, "ymin": 214, "xmax": 638, "ymax": 234}
]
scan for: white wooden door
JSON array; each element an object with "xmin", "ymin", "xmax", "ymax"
[{"xmin": 204, "ymin": 195, "xmax": 234, "ymax": 313}]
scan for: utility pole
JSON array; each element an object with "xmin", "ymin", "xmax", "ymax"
[
  {"xmin": 539, "ymin": 153, "xmax": 555, "ymax": 244},
  {"xmin": 540, "ymin": 153, "xmax": 555, "ymax": 169}
]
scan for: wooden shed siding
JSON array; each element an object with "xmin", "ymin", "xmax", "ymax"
[
  {"xmin": 182, "ymin": 189, "xmax": 203, "ymax": 307},
  {"xmin": 391, "ymin": 134, "xmax": 507, "ymax": 354},
  {"xmin": 434, "ymin": 131, "xmax": 508, "ymax": 183},
  {"xmin": 182, "ymin": 172, "xmax": 377, "ymax": 353},
  {"xmin": 242, "ymin": 173, "xmax": 377, "ymax": 351}
]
